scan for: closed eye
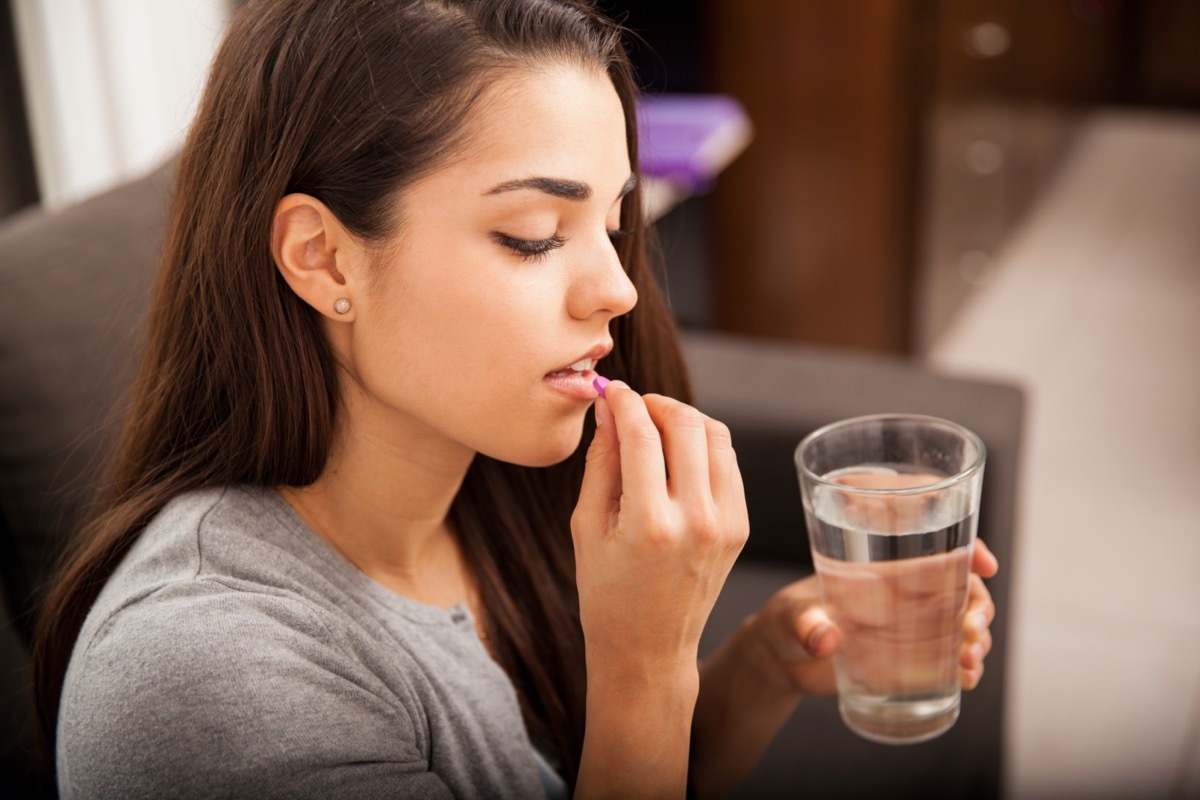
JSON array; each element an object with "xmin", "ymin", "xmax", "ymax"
[{"xmin": 492, "ymin": 232, "xmax": 566, "ymax": 262}]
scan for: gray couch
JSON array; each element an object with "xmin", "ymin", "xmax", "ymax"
[{"xmin": 0, "ymin": 168, "xmax": 1022, "ymax": 799}]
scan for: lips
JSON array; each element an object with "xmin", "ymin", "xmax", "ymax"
[{"xmin": 543, "ymin": 344, "xmax": 612, "ymax": 401}]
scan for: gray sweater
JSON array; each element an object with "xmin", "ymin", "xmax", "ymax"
[{"xmin": 57, "ymin": 485, "xmax": 566, "ymax": 799}]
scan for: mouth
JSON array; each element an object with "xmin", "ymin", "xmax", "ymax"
[
  {"xmin": 545, "ymin": 357, "xmax": 599, "ymax": 379},
  {"xmin": 545, "ymin": 342, "xmax": 612, "ymax": 379},
  {"xmin": 543, "ymin": 345, "xmax": 611, "ymax": 400}
]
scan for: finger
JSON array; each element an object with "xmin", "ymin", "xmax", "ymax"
[
  {"xmin": 962, "ymin": 661, "xmax": 985, "ymax": 691},
  {"xmin": 642, "ymin": 395, "xmax": 711, "ymax": 508},
  {"xmin": 975, "ymin": 628, "xmax": 993, "ymax": 661},
  {"xmin": 602, "ymin": 382, "xmax": 669, "ymax": 512},
  {"xmin": 700, "ymin": 416, "xmax": 736, "ymax": 496},
  {"xmin": 961, "ymin": 641, "xmax": 982, "ymax": 670},
  {"xmin": 696, "ymin": 413, "xmax": 748, "ymax": 554},
  {"xmin": 728, "ymin": 454, "xmax": 749, "ymax": 546},
  {"xmin": 971, "ymin": 539, "xmax": 999, "ymax": 578},
  {"xmin": 960, "ymin": 625, "xmax": 992, "ymax": 666},
  {"xmin": 964, "ymin": 628, "xmax": 993, "ymax": 666},
  {"xmin": 964, "ymin": 573, "xmax": 996, "ymax": 641},
  {"xmin": 573, "ymin": 396, "xmax": 622, "ymax": 530}
]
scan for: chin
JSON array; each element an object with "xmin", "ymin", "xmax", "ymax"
[
  {"xmin": 508, "ymin": 439, "xmax": 584, "ymax": 468},
  {"xmin": 486, "ymin": 419, "xmax": 588, "ymax": 468}
]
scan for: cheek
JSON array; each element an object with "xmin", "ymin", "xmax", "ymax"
[
  {"xmin": 349, "ymin": 265, "xmax": 585, "ymax": 463},
  {"xmin": 367, "ymin": 260, "xmax": 523, "ymax": 373}
]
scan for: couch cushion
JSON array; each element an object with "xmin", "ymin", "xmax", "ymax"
[{"xmin": 0, "ymin": 165, "xmax": 172, "ymax": 638}]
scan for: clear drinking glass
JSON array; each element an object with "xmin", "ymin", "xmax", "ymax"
[{"xmin": 795, "ymin": 414, "xmax": 986, "ymax": 744}]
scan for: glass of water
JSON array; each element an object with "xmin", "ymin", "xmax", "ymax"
[{"xmin": 795, "ymin": 414, "xmax": 986, "ymax": 745}]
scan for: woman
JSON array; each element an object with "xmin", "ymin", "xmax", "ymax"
[{"xmin": 35, "ymin": 1, "xmax": 998, "ymax": 798}]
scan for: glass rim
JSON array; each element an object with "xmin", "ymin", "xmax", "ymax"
[{"xmin": 795, "ymin": 413, "xmax": 986, "ymax": 496}]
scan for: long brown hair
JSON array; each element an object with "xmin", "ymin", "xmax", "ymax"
[{"xmin": 32, "ymin": 0, "xmax": 690, "ymax": 787}]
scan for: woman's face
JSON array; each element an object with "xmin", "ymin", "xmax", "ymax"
[{"xmin": 341, "ymin": 63, "xmax": 638, "ymax": 467}]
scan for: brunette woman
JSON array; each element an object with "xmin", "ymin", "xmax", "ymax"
[{"xmin": 35, "ymin": 1, "xmax": 998, "ymax": 798}]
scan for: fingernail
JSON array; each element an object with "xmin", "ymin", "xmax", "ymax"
[
  {"xmin": 594, "ymin": 396, "xmax": 607, "ymax": 428},
  {"xmin": 971, "ymin": 612, "xmax": 989, "ymax": 635},
  {"xmin": 806, "ymin": 624, "xmax": 832, "ymax": 654}
]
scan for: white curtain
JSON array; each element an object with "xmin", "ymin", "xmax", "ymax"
[{"xmin": 12, "ymin": 0, "xmax": 231, "ymax": 209}]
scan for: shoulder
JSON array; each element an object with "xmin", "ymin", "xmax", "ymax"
[
  {"xmin": 58, "ymin": 481, "xmax": 445, "ymax": 796},
  {"xmin": 135, "ymin": 484, "xmax": 298, "ymax": 567},
  {"xmin": 63, "ymin": 578, "xmax": 398, "ymax": 726},
  {"xmin": 90, "ymin": 485, "xmax": 347, "ymax": 636},
  {"xmin": 68, "ymin": 485, "xmax": 425, "ymax": 730},
  {"xmin": 94, "ymin": 486, "xmax": 277, "ymax": 597},
  {"xmin": 58, "ymin": 578, "xmax": 445, "ymax": 799}
]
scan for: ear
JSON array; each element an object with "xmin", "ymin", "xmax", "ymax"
[{"xmin": 272, "ymin": 193, "xmax": 361, "ymax": 321}]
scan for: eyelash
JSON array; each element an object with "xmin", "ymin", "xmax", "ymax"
[
  {"xmin": 493, "ymin": 229, "xmax": 634, "ymax": 262},
  {"xmin": 493, "ymin": 233, "xmax": 566, "ymax": 262}
]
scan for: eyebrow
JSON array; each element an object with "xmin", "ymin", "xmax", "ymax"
[{"xmin": 485, "ymin": 174, "xmax": 638, "ymax": 201}]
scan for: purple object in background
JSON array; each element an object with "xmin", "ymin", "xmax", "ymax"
[{"xmin": 636, "ymin": 94, "xmax": 753, "ymax": 194}]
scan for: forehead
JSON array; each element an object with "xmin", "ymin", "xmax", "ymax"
[{"xmin": 427, "ymin": 63, "xmax": 631, "ymax": 191}]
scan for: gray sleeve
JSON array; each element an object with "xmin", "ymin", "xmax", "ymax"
[{"xmin": 57, "ymin": 584, "xmax": 453, "ymax": 800}]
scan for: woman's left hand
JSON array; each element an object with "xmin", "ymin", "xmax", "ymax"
[
  {"xmin": 744, "ymin": 539, "xmax": 1000, "ymax": 697},
  {"xmin": 690, "ymin": 542, "xmax": 999, "ymax": 800}
]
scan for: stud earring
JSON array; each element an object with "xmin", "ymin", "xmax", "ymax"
[{"xmin": 333, "ymin": 298, "xmax": 351, "ymax": 315}]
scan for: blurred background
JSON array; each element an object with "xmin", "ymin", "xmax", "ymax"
[{"xmin": 1, "ymin": 1, "xmax": 1197, "ymax": 798}]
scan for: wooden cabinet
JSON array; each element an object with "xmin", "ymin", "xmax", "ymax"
[
  {"xmin": 703, "ymin": 0, "xmax": 1199, "ymax": 353},
  {"xmin": 708, "ymin": 1, "xmax": 924, "ymax": 352},
  {"xmin": 913, "ymin": 0, "xmax": 1125, "ymax": 350}
]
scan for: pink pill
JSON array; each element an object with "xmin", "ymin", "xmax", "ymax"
[{"xmin": 592, "ymin": 375, "xmax": 610, "ymax": 397}]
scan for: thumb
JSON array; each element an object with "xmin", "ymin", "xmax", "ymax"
[
  {"xmin": 574, "ymin": 397, "xmax": 622, "ymax": 526},
  {"xmin": 793, "ymin": 604, "xmax": 841, "ymax": 659}
]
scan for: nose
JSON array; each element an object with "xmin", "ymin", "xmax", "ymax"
[{"xmin": 566, "ymin": 231, "xmax": 638, "ymax": 321}]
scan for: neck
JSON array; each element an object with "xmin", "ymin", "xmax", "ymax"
[{"xmin": 279, "ymin": 378, "xmax": 478, "ymax": 609}]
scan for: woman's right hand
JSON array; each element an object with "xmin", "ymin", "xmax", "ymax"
[
  {"xmin": 570, "ymin": 380, "xmax": 749, "ymax": 798},
  {"xmin": 571, "ymin": 380, "xmax": 749, "ymax": 681}
]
